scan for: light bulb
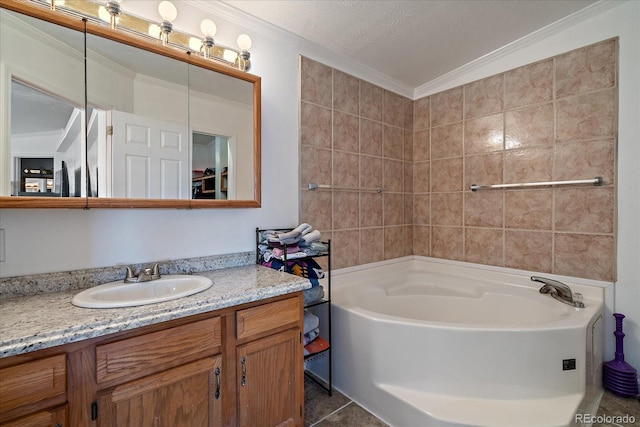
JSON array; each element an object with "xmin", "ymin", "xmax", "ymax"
[
  {"xmin": 200, "ymin": 19, "xmax": 217, "ymax": 37},
  {"xmin": 148, "ymin": 23, "xmax": 161, "ymax": 38},
  {"xmin": 237, "ymin": 34, "xmax": 252, "ymax": 51},
  {"xmin": 188, "ymin": 37, "xmax": 202, "ymax": 52},
  {"xmin": 158, "ymin": 0, "xmax": 177, "ymax": 22}
]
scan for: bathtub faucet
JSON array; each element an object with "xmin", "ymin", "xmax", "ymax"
[{"xmin": 531, "ymin": 276, "xmax": 584, "ymax": 308}]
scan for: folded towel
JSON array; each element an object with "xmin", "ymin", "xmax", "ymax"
[
  {"xmin": 303, "ymin": 310, "xmax": 319, "ymax": 335},
  {"xmin": 304, "ymin": 336, "xmax": 329, "ymax": 357},
  {"xmin": 303, "ymin": 286, "xmax": 325, "ymax": 305},
  {"xmin": 299, "ymin": 230, "xmax": 321, "ymax": 247},
  {"xmin": 303, "ymin": 327, "xmax": 320, "ymax": 345}
]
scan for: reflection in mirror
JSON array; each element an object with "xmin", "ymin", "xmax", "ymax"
[
  {"xmin": 188, "ymin": 64, "xmax": 254, "ymax": 200},
  {"xmin": 85, "ymin": 32, "xmax": 190, "ymax": 199},
  {"xmin": 0, "ymin": 8, "xmax": 85, "ymax": 197}
]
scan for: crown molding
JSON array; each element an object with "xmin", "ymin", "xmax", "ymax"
[{"xmin": 413, "ymin": 0, "xmax": 625, "ymax": 99}]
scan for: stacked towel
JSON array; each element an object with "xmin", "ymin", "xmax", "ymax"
[{"xmin": 303, "ymin": 310, "xmax": 319, "ymax": 335}]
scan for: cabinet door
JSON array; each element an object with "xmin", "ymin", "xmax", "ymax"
[
  {"xmin": 237, "ymin": 329, "xmax": 302, "ymax": 427},
  {"xmin": 97, "ymin": 357, "xmax": 222, "ymax": 427},
  {"xmin": 1, "ymin": 405, "xmax": 67, "ymax": 427}
]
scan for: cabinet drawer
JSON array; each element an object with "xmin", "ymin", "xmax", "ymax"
[
  {"xmin": 0, "ymin": 354, "xmax": 66, "ymax": 414},
  {"xmin": 2, "ymin": 404, "xmax": 67, "ymax": 427},
  {"xmin": 236, "ymin": 297, "xmax": 301, "ymax": 341},
  {"xmin": 96, "ymin": 317, "xmax": 221, "ymax": 385}
]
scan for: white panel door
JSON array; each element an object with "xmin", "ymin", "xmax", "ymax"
[{"xmin": 111, "ymin": 111, "xmax": 189, "ymax": 199}]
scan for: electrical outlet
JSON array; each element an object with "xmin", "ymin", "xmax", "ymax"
[{"xmin": 0, "ymin": 229, "xmax": 5, "ymax": 262}]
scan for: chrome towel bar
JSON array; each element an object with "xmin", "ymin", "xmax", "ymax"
[
  {"xmin": 307, "ymin": 183, "xmax": 385, "ymax": 193},
  {"xmin": 469, "ymin": 177, "xmax": 603, "ymax": 192}
]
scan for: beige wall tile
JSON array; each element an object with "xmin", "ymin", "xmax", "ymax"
[
  {"xmin": 504, "ymin": 59, "xmax": 553, "ymax": 109},
  {"xmin": 404, "ymin": 161, "xmax": 414, "ymax": 193},
  {"xmin": 360, "ymin": 228, "xmax": 384, "ymax": 264},
  {"xmin": 413, "ymin": 193, "xmax": 430, "ymax": 225},
  {"xmin": 404, "ymin": 194, "xmax": 414, "ymax": 225},
  {"xmin": 414, "ymin": 96, "xmax": 430, "ymax": 130},
  {"xmin": 464, "ymin": 74, "xmax": 504, "ymax": 118},
  {"xmin": 403, "ymin": 226, "xmax": 414, "ymax": 256},
  {"xmin": 505, "ymin": 230, "xmax": 552, "ymax": 272},
  {"xmin": 464, "ymin": 113, "xmax": 504, "ymax": 154},
  {"xmin": 301, "ymin": 57, "xmax": 332, "ymax": 107},
  {"xmin": 360, "ymin": 118, "xmax": 382, "ymax": 157},
  {"xmin": 413, "ymin": 161, "xmax": 430, "ymax": 193},
  {"xmin": 333, "ymin": 151, "xmax": 359, "ymax": 188},
  {"xmin": 465, "ymin": 191, "xmax": 503, "ymax": 228},
  {"xmin": 554, "ymin": 233, "xmax": 614, "ymax": 281},
  {"xmin": 505, "ymin": 103, "xmax": 554, "ymax": 150},
  {"xmin": 556, "ymin": 39, "xmax": 616, "ymax": 98},
  {"xmin": 554, "ymin": 138, "xmax": 615, "ymax": 183},
  {"xmin": 384, "ymin": 193, "xmax": 404, "ymax": 226},
  {"xmin": 465, "ymin": 228, "xmax": 504, "ymax": 266},
  {"xmin": 301, "ymin": 145, "xmax": 332, "ymax": 187},
  {"xmin": 556, "ymin": 88, "xmax": 616, "ymax": 143},
  {"xmin": 300, "ymin": 190, "xmax": 332, "ymax": 231},
  {"xmin": 505, "ymin": 189, "xmax": 552, "ymax": 230},
  {"xmin": 384, "ymin": 159, "xmax": 403, "ymax": 192},
  {"xmin": 333, "ymin": 229, "xmax": 360, "ymax": 269},
  {"xmin": 413, "ymin": 129, "xmax": 430, "ymax": 161},
  {"xmin": 360, "ymin": 80, "xmax": 382, "ymax": 121},
  {"xmin": 383, "ymin": 90, "xmax": 404, "ymax": 128},
  {"xmin": 432, "ymin": 87, "xmax": 463, "ymax": 127},
  {"xmin": 384, "ymin": 226, "xmax": 405, "ymax": 260},
  {"xmin": 554, "ymin": 187, "xmax": 614, "ymax": 233},
  {"xmin": 333, "ymin": 111, "xmax": 359, "ymax": 153},
  {"xmin": 431, "ymin": 158, "xmax": 463, "ymax": 192},
  {"xmin": 333, "ymin": 191, "xmax": 359, "ymax": 230},
  {"xmin": 301, "ymin": 102, "xmax": 332, "ymax": 148},
  {"xmin": 504, "ymin": 147, "xmax": 553, "ymax": 184},
  {"xmin": 464, "ymin": 153, "xmax": 503, "ymax": 189},
  {"xmin": 404, "ymin": 130, "xmax": 414, "ymax": 162},
  {"xmin": 383, "ymin": 125, "xmax": 404, "ymax": 160},
  {"xmin": 360, "ymin": 192, "xmax": 383, "ymax": 227},
  {"xmin": 431, "ymin": 122, "xmax": 463, "ymax": 159},
  {"xmin": 431, "ymin": 226, "xmax": 463, "ymax": 261},
  {"xmin": 404, "ymin": 98, "xmax": 414, "ymax": 130},
  {"xmin": 333, "ymin": 69, "xmax": 359, "ymax": 115},
  {"xmin": 413, "ymin": 225, "xmax": 431, "ymax": 257},
  {"xmin": 431, "ymin": 193, "xmax": 463, "ymax": 226},
  {"xmin": 360, "ymin": 155, "xmax": 382, "ymax": 189}
]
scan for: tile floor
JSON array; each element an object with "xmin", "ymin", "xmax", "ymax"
[{"xmin": 304, "ymin": 377, "xmax": 640, "ymax": 427}]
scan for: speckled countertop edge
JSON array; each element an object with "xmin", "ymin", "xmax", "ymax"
[{"xmin": 0, "ymin": 265, "xmax": 310, "ymax": 358}]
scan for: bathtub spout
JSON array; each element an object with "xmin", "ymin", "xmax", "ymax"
[{"xmin": 531, "ymin": 276, "xmax": 585, "ymax": 308}]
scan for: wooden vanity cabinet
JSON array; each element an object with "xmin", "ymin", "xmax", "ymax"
[
  {"xmin": 236, "ymin": 297, "xmax": 303, "ymax": 427},
  {"xmin": 0, "ymin": 354, "xmax": 67, "ymax": 426},
  {"xmin": 0, "ymin": 292, "xmax": 303, "ymax": 427}
]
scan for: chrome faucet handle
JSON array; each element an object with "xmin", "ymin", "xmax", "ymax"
[
  {"xmin": 151, "ymin": 262, "xmax": 162, "ymax": 280},
  {"xmin": 123, "ymin": 265, "xmax": 137, "ymax": 283}
]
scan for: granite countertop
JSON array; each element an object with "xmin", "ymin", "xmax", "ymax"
[{"xmin": 0, "ymin": 265, "xmax": 310, "ymax": 359}]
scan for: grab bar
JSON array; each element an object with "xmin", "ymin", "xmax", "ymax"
[
  {"xmin": 469, "ymin": 177, "xmax": 603, "ymax": 192},
  {"xmin": 307, "ymin": 183, "xmax": 385, "ymax": 193}
]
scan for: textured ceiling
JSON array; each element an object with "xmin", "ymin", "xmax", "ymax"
[{"xmin": 222, "ymin": 0, "xmax": 599, "ymax": 88}]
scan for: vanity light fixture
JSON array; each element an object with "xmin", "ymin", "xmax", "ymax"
[
  {"xmin": 103, "ymin": 0, "xmax": 122, "ymax": 30},
  {"xmin": 157, "ymin": 0, "xmax": 177, "ymax": 45},
  {"xmin": 199, "ymin": 18, "xmax": 217, "ymax": 59},
  {"xmin": 33, "ymin": 0, "xmax": 255, "ymax": 73},
  {"xmin": 236, "ymin": 34, "xmax": 252, "ymax": 71}
]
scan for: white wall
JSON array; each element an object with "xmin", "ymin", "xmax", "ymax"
[{"xmin": 1, "ymin": 0, "xmax": 638, "ymax": 372}]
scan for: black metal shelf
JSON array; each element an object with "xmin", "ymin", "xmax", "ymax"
[{"xmin": 256, "ymin": 227, "xmax": 332, "ymax": 396}]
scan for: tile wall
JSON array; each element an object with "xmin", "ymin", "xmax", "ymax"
[
  {"xmin": 299, "ymin": 38, "xmax": 617, "ymax": 280},
  {"xmin": 299, "ymin": 57, "xmax": 414, "ymax": 269}
]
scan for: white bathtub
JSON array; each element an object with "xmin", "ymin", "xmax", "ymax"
[{"xmin": 330, "ymin": 257, "xmax": 606, "ymax": 427}]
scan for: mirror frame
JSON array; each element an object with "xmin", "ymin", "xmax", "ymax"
[{"xmin": 0, "ymin": 0, "xmax": 261, "ymax": 209}]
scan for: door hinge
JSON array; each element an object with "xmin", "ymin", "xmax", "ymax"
[
  {"xmin": 91, "ymin": 401, "xmax": 98, "ymax": 420},
  {"xmin": 300, "ymin": 405, "xmax": 303, "ymax": 417},
  {"xmin": 299, "ymin": 331, "xmax": 302, "ymax": 343},
  {"xmin": 106, "ymin": 125, "xmax": 113, "ymax": 136}
]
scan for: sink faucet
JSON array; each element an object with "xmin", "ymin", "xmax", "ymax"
[
  {"xmin": 531, "ymin": 276, "xmax": 584, "ymax": 308},
  {"xmin": 124, "ymin": 263, "xmax": 162, "ymax": 283}
]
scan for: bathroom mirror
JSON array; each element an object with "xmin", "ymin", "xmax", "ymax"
[{"xmin": 0, "ymin": 2, "xmax": 261, "ymax": 208}]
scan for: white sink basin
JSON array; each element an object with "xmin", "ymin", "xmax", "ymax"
[{"xmin": 71, "ymin": 275, "xmax": 213, "ymax": 308}]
